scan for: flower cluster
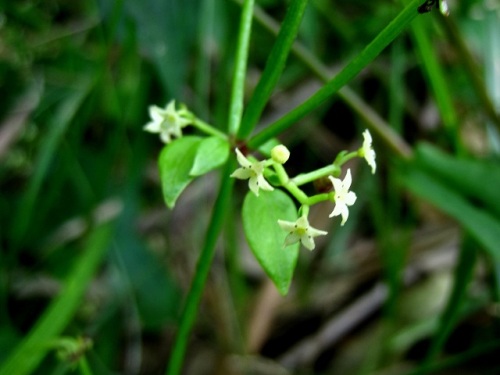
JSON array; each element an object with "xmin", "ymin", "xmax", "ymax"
[
  {"xmin": 142, "ymin": 101, "xmax": 377, "ymax": 252},
  {"xmin": 229, "ymin": 130, "xmax": 376, "ymax": 251},
  {"xmin": 143, "ymin": 100, "xmax": 191, "ymax": 144}
]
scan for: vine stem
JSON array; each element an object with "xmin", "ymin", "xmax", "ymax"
[{"xmin": 165, "ymin": 162, "xmax": 235, "ymax": 375}]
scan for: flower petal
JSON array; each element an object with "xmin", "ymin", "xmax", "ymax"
[
  {"xmin": 230, "ymin": 168, "xmax": 253, "ymax": 180},
  {"xmin": 329, "ymin": 175, "xmax": 342, "ymax": 191},
  {"xmin": 344, "ymin": 169, "xmax": 352, "ymax": 189},
  {"xmin": 248, "ymin": 176, "xmax": 260, "ymax": 196},
  {"xmin": 345, "ymin": 191, "xmax": 357, "ymax": 205},
  {"xmin": 256, "ymin": 174, "xmax": 274, "ymax": 192},
  {"xmin": 301, "ymin": 235, "xmax": 316, "ymax": 250},
  {"xmin": 143, "ymin": 121, "xmax": 161, "ymax": 133},
  {"xmin": 278, "ymin": 219, "xmax": 297, "ymax": 232},
  {"xmin": 284, "ymin": 232, "xmax": 301, "ymax": 247},
  {"xmin": 234, "ymin": 148, "xmax": 252, "ymax": 168},
  {"xmin": 329, "ymin": 202, "xmax": 344, "ymax": 218},
  {"xmin": 307, "ymin": 226, "xmax": 328, "ymax": 237}
]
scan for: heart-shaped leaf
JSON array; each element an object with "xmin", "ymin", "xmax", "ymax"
[
  {"xmin": 190, "ymin": 136, "xmax": 230, "ymax": 176},
  {"xmin": 159, "ymin": 136, "xmax": 202, "ymax": 208},
  {"xmin": 242, "ymin": 189, "xmax": 299, "ymax": 295}
]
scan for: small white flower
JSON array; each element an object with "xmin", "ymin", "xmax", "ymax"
[
  {"xmin": 328, "ymin": 169, "xmax": 357, "ymax": 226},
  {"xmin": 230, "ymin": 148, "xmax": 274, "ymax": 196},
  {"xmin": 143, "ymin": 100, "xmax": 191, "ymax": 143},
  {"xmin": 359, "ymin": 129, "xmax": 376, "ymax": 174},
  {"xmin": 278, "ymin": 215, "xmax": 327, "ymax": 251}
]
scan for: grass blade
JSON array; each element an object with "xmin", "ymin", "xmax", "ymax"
[
  {"xmin": 11, "ymin": 80, "xmax": 94, "ymax": 249},
  {"xmin": 0, "ymin": 224, "xmax": 113, "ymax": 375},
  {"xmin": 248, "ymin": 0, "xmax": 421, "ymax": 149},
  {"xmin": 237, "ymin": 0, "xmax": 309, "ymax": 139},
  {"xmin": 227, "ymin": 0, "xmax": 255, "ymax": 135}
]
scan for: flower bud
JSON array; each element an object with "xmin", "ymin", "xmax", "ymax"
[{"xmin": 271, "ymin": 145, "xmax": 290, "ymax": 164}]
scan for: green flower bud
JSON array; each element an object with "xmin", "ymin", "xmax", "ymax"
[{"xmin": 271, "ymin": 145, "xmax": 290, "ymax": 164}]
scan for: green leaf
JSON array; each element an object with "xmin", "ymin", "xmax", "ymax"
[
  {"xmin": 242, "ymin": 189, "xmax": 299, "ymax": 295},
  {"xmin": 190, "ymin": 136, "xmax": 230, "ymax": 176},
  {"xmin": 159, "ymin": 136, "xmax": 203, "ymax": 209},
  {"xmin": 402, "ymin": 168, "xmax": 500, "ymax": 261},
  {"xmin": 416, "ymin": 144, "xmax": 500, "ymax": 218}
]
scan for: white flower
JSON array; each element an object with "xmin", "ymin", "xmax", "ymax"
[
  {"xmin": 230, "ymin": 148, "xmax": 274, "ymax": 196},
  {"xmin": 359, "ymin": 129, "xmax": 376, "ymax": 174},
  {"xmin": 278, "ymin": 215, "xmax": 327, "ymax": 251},
  {"xmin": 143, "ymin": 100, "xmax": 191, "ymax": 143},
  {"xmin": 328, "ymin": 169, "xmax": 357, "ymax": 226}
]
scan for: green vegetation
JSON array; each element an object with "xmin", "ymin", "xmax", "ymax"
[{"xmin": 1, "ymin": 0, "xmax": 500, "ymax": 374}]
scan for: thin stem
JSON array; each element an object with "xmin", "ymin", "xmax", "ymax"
[
  {"xmin": 238, "ymin": 0, "xmax": 309, "ymax": 139},
  {"xmin": 192, "ymin": 118, "xmax": 229, "ymax": 140},
  {"xmin": 78, "ymin": 357, "xmax": 93, "ymax": 375},
  {"xmin": 248, "ymin": 0, "xmax": 421, "ymax": 149},
  {"xmin": 227, "ymin": 0, "xmax": 255, "ymax": 135},
  {"xmin": 292, "ymin": 164, "xmax": 340, "ymax": 186},
  {"xmin": 340, "ymin": 151, "xmax": 360, "ymax": 165},
  {"xmin": 166, "ymin": 162, "xmax": 235, "ymax": 375},
  {"xmin": 273, "ymin": 163, "xmax": 309, "ymax": 202},
  {"xmin": 231, "ymin": 0, "xmax": 413, "ymax": 159},
  {"xmin": 304, "ymin": 193, "xmax": 331, "ymax": 206},
  {"xmin": 283, "ymin": 181, "xmax": 309, "ymax": 203},
  {"xmin": 406, "ymin": 5, "xmax": 459, "ymax": 150}
]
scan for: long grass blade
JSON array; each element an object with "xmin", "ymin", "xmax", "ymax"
[
  {"xmin": 0, "ymin": 224, "xmax": 113, "ymax": 375},
  {"xmin": 248, "ymin": 0, "xmax": 421, "ymax": 149}
]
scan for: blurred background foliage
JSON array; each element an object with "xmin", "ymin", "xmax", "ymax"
[{"xmin": 1, "ymin": 0, "xmax": 500, "ymax": 374}]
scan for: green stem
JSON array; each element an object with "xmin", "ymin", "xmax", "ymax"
[
  {"xmin": 192, "ymin": 118, "xmax": 229, "ymax": 140},
  {"xmin": 300, "ymin": 205, "xmax": 310, "ymax": 217},
  {"xmin": 304, "ymin": 193, "xmax": 331, "ymax": 206},
  {"xmin": 339, "ymin": 151, "xmax": 360, "ymax": 165},
  {"xmin": 166, "ymin": 162, "xmax": 235, "ymax": 375},
  {"xmin": 273, "ymin": 163, "xmax": 308, "ymax": 202},
  {"xmin": 292, "ymin": 164, "xmax": 340, "ymax": 186},
  {"xmin": 228, "ymin": 0, "xmax": 255, "ymax": 135},
  {"xmin": 238, "ymin": 0, "xmax": 309, "ymax": 139},
  {"xmin": 406, "ymin": 4, "xmax": 459, "ymax": 151},
  {"xmin": 232, "ymin": 0, "xmax": 413, "ymax": 158},
  {"xmin": 78, "ymin": 357, "xmax": 93, "ymax": 375},
  {"xmin": 248, "ymin": 0, "xmax": 421, "ymax": 149}
]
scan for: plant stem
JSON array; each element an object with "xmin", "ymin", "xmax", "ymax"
[
  {"xmin": 231, "ymin": 0, "xmax": 413, "ymax": 158},
  {"xmin": 292, "ymin": 164, "xmax": 340, "ymax": 186},
  {"xmin": 273, "ymin": 163, "xmax": 309, "ymax": 202},
  {"xmin": 165, "ymin": 162, "xmax": 235, "ymax": 375},
  {"xmin": 304, "ymin": 193, "xmax": 331, "ymax": 206},
  {"xmin": 238, "ymin": 0, "xmax": 309, "ymax": 139},
  {"xmin": 248, "ymin": 0, "xmax": 421, "ymax": 150},
  {"xmin": 228, "ymin": 0, "xmax": 255, "ymax": 135},
  {"xmin": 192, "ymin": 117, "xmax": 229, "ymax": 140},
  {"xmin": 78, "ymin": 357, "xmax": 93, "ymax": 375}
]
